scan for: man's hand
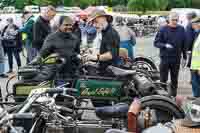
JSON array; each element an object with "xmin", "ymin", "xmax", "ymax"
[
  {"xmin": 86, "ymin": 54, "xmax": 98, "ymax": 61},
  {"xmin": 128, "ymin": 98, "xmax": 141, "ymax": 116},
  {"xmin": 82, "ymin": 54, "xmax": 98, "ymax": 63},
  {"xmin": 165, "ymin": 43, "xmax": 174, "ymax": 49}
]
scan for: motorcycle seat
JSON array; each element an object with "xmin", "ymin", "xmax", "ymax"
[
  {"xmin": 108, "ymin": 66, "xmax": 136, "ymax": 77},
  {"xmin": 95, "ymin": 103, "xmax": 129, "ymax": 119}
]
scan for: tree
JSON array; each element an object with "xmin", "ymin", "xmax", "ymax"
[
  {"xmin": 127, "ymin": 0, "xmax": 159, "ymax": 13},
  {"xmin": 155, "ymin": 0, "xmax": 169, "ymax": 10},
  {"xmin": 191, "ymin": 0, "xmax": 200, "ymax": 8},
  {"xmin": 174, "ymin": 0, "xmax": 187, "ymax": 8},
  {"xmin": 15, "ymin": 0, "xmax": 26, "ymax": 9},
  {"xmin": 33, "ymin": 0, "xmax": 62, "ymax": 6},
  {"xmin": 1, "ymin": 0, "xmax": 15, "ymax": 7},
  {"xmin": 63, "ymin": 0, "xmax": 74, "ymax": 6}
]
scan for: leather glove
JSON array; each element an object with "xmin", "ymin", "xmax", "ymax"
[
  {"xmin": 165, "ymin": 43, "xmax": 174, "ymax": 49},
  {"xmin": 187, "ymin": 51, "xmax": 192, "ymax": 54},
  {"xmin": 29, "ymin": 56, "xmax": 42, "ymax": 65}
]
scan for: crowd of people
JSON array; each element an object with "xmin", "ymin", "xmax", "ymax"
[
  {"xmin": 154, "ymin": 11, "xmax": 200, "ymax": 98},
  {"xmin": 0, "ymin": 5, "xmax": 199, "ymax": 97},
  {"xmin": 0, "ymin": 5, "xmax": 136, "ymax": 79}
]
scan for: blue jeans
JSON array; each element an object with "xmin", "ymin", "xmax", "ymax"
[
  {"xmin": 0, "ymin": 63, "xmax": 4, "ymax": 74},
  {"xmin": 192, "ymin": 71, "xmax": 200, "ymax": 97},
  {"xmin": 25, "ymin": 39, "xmax": 38, "ymax": 64},
  {"xmin": 0, "ymin": 43, "xmax": 4, "ymax": 74}
]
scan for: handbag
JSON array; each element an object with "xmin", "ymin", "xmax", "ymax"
[{"xmin": 3, "ymin": 39, "xmax": 17, "ymax": 47}]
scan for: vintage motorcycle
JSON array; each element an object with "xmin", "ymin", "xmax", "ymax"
[
  {"xmin": 5, "ymin": 54, "xmax": 184, "ymax": 124},
  {"xmin": 0, "ymin": 86, "xmax": 185, "ymax": 133}
]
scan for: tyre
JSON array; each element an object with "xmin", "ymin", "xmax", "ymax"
[
  {"xmin": 133, "ymin": 57, "xmax": 158, "ymax": 72},
  {"xmin": 140, "ymin": 95, "xmax": 185, "ymax": 124}
]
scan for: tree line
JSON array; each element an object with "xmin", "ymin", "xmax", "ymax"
[{"xmin": 0, "ymin": 0, "xmax": 199, "ymax": 11}]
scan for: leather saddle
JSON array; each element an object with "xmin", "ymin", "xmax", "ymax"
[{"xmin": 107, "ymin": 66, "xmax": 136, "ymax": 77}]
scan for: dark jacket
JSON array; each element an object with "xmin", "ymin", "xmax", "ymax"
[
  {"xmin": 39, "ymin": 31, "xmax": 80, "ymax": 76},
  {"xmin": 154, "ymin": 25, "xmax": 187, "ymax": 62},
  {"xmin": 19, "ymin": 15, "xmax": 35, "ymax": 41},
  {"xmin": 1, "ymin": 24, "xmax": 22, "ymax": 52},
  {"xmin": 32, "ymin": 16, "xmax": 51, "ymax": 50},
  {"xmin": 185, "ymin": 23, "xmax": 199, "ymax": 67},
  {"xmin": 186, "ymin": 22, "xmax": 197, "ymax": 51},
  {"xmin": 99, "ymin": 24, "xmax": 120, "ymax": 70}
]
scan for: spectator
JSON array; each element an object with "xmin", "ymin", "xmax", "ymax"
[
  {"xmin": 185, "ymin": 12, "xmax": 197, "ymax": 68},
  {"xmin": 0, "ymin": 18, "xmax": 8, "ymax": 78},
  {"xmin": 0, "ymin": 33, "xmax": 7, "ymax": 78},
  {"xmin": 115, "ymin": 19, "xmax": 136, "ymax": 60},
  {"xmin": 190, "ymin": 17, "xmax": 200, "ymax": 97},
  {"xmin": 30, "ymin": 16, "xmax": 80, "ymax": 79},
  {"xmin": 73, "ymin": 18, "xmax": 82, "ymax": 44},
  {"xmin": 86, "ymin": 9, "xmax": 120, "ymax": 74},
  {"xmin": 77, "ymin": 11, "xmax": 97, "ymax": 47},
  {"xmin": 2, "ymin": 18, "xmax": 22, "ymax": 73},
  {"xmin": 157, "ymin": 16, "xmax": 168, "ymax": 27},
  {"xmin": 19, "ymin": 11, "xmax": 35, "ymax": 63},
  {"xmin": 154, "ymin": 12, "xmax": 187, "ymax": 97},
  {"xmin": 32, "ymin": 5, "xmax": 56, "ymax": 55}
]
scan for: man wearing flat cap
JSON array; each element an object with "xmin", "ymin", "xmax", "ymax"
[
  {"xmin": 154, "ymin": 12, "xmax": 187, "ymax": 97},
  {"xmin": 30, "ymin": 16, "xmax": 80, "ymax": 79},
  {"xmin": 85, "ymin": 9, "xmax": 120, "ymax": 74}
]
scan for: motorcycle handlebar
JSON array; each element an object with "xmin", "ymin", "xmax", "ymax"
[{"xmin": 45, "ymin": 88, "xmax": 78, "ymax": 95}]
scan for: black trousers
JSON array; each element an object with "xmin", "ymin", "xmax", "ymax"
[
  {"xmin": 159, "ymin": 59, "xmax": 180, "ymax": 97},
  {"xmin": 5, "ymin": 47, "xmax": 21, "ymax": 71}
]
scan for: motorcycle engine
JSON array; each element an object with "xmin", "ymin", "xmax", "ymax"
[
  {"xmin": 137, "ymin": 107, "xmax": 158, "ymax": 130},
  {"xmin": 132, "ymin": 74, "xmax": 156, "ymax": 96}
]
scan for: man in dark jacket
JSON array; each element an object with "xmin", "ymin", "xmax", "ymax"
[
  {"xmin": 32, "ymin": 6, "xmax": 56, "ymax": 54},
  {"xmin": 154, "ymin": 12, "xmax": 187, "ymax": 97},
  {"xmin": 85, "ymin": 9, "xmax": 120, "ymax": 73},
  {"xmin": 31, "ymin": 16, "xmax": 80, "ymax": 79}
]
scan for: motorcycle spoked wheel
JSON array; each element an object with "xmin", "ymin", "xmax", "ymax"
[
  {"xmin": 140, "ymin": 95, "xmax": 185, "ymax": 124},
  {"xmin": 132, "ymin": 58, "xmax": 158, "ymax": 72}
]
